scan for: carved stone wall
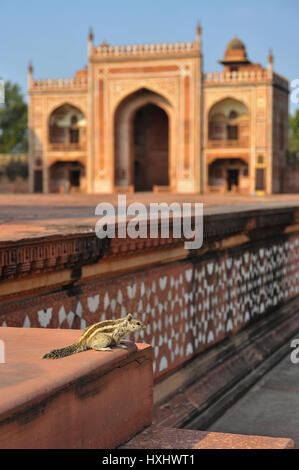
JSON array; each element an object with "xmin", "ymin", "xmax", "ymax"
[{"xmin": 1, "ymin": 207, "xmax": 299, "ymax": 381}]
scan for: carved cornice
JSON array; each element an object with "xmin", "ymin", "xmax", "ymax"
[
  {"xmin": 0, "ymin": 206, "xmax": 299, "ymax": 281},
  {"xmin": 0, "ymin": 233, "xmax": 110, "ymax": 281}
]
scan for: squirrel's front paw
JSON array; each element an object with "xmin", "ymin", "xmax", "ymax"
[{"xmin": 93, "ymin": 347, "xmax": 112, "ymax": 351}]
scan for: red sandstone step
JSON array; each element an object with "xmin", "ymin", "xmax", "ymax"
[
  {"xmin": 0, "ymin": 327, "xmax": 153, "ymax": 449},
  {"xmin": 121, "ymin": 426, "xmax": 295, "ymax": 449}
]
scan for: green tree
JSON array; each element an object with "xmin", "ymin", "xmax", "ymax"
[
  {"xmin": 0, "ymin": 80, "xmax": 28, "ymax": 153},
  {"xmin": 5, "ymin": 158, "xmax": 28, "ymax": 181},
  {"xmin": 289, "ymin": 110, "xmax": 299, "ymax": 153}
]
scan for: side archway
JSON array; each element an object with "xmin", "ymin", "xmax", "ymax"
[
  {"xmin": 206, "ymin": 98, "xmax": 250, "ymax": 194},
  {"xmin": 208, "ymin": 97, "xmax": 249, "ymax": 142},
  {"xmin": 48, "ymin": 103, "xmax": 86, "ymax": 149}
]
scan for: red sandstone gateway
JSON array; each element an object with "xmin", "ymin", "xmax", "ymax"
[{"xmin": 28, "ymin": 27, "xmax": 288, "ymax": 195}]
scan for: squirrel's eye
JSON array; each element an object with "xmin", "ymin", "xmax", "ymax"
[{"xmin": 137, "ymin": 322, "xmax": 140, "ymax": 325}]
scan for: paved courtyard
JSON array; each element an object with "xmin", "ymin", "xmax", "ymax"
[
  {"xmin": 207, "ymin": 345, "xmax": 299, "ymax": 446},
  {"xmin": 1, "ymin": 193, "xmax": 299, "ymax": 242}
]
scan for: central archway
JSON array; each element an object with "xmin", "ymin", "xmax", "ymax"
[
  {"xmin": 114, "ymin": 88, "xmax": 171, "ymax": 191},
  {"xmin": 133, "ymin": 103, "xmax": 169, "ymax": 191}
]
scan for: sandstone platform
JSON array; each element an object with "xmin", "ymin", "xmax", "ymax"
[
  {"xmin": 0, "ymin": 327, "xmax": 153, "ymax": 449},
  {"xmin": 0, "ymin": 326, "xmax": 295, "ymax": 450}
]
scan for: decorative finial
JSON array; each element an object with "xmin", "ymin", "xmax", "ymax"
[
  {"xmin": 196, "ymin": 20, "xmax": 201, "ymax": 36},
  {"xmin": 100, "ymin": 39, "xmax": 109, "ymax": 48},
  {"xmin": 267, "ymin": 48, "xmax": 273, "ymax": 73},
  {"xmin": 28, "ymin": 60, "xmax": 33, "ymax": 74},
  {"xmin": 88, "ymin": 28, "xmax": 94, "ymax": 56},
  {"xmin": 27, "ymin": 61, "xmax": 33, "ymax": 87}
]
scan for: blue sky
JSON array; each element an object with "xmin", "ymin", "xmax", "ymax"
[{"xmin": 1, "ymin": 0, "xmax": 298, "ymax": 113}]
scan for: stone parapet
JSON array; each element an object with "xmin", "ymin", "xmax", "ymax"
[
  {"xmin": 91, "ymin": 41, "xmax": 199, "ymax": 60},
  {"xmin": 29, "ymin": 77, "xmax": 88, "ymax": 92},
  {"xmin": 204, "ymin": 69, "xmax": 271, "ymax": 84},
  {"xmin": 1, "ymin": 204, "xmax": 299, "ymax": 382},
  {"xmin": 204, "ymin": 70, "xmax": 289, "ymax": 91},
  {"xmin": 1, "ymin": 205, "xmax": 298, "ymax": 281}
]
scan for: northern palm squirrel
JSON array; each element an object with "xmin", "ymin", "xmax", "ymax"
[{"xmin": 42, "ymin": 313, "xmax": 146, "ymax": 359}]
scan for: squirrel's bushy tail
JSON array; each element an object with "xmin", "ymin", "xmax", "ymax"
[{"xmin": 42, "ymin": 342, "xmax": 86, "ymax": 359}]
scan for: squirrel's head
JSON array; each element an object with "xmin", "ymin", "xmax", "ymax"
[{"xmin": 125, "ymin": 313, "xmax": 146, "ymax": 332}]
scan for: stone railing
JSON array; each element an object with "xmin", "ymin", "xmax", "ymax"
[
  {"xmin": 207, "ymin": 137, "xmax": 250, "ymax": 148},
  {"xmin": 30, "ymin": 77, "xmax": 88, "ymax": 91},
  {"xmin": 48, "ymin": 142, "xmax": 87, "ymax": 152},
  {"xmin": 204, "ymin": 69, "xmax": 271, "ymax": 84},
  {"xmin": 92, "ymin": 41, "xmax": 198, "ymax": 57},
  {"xmin": 204, "ymin": 69, "xmax": 289, "ymax": 90}
]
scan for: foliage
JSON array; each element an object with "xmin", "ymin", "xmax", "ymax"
[
  {"xmin": 0, "ymin": 80, "xmax": 28, "ymax": 153},
  {"xmin": 289, "ymin": 110, "xmax": 299, "ymax": 153},
  {"xmin": 5, "ymin": 158, "xmax": 28, "ymax": 181}
]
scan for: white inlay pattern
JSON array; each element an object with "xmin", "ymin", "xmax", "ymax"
[{"xmin": 6, "ymin": 236, "xmax": 299, "ymax": 378}]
